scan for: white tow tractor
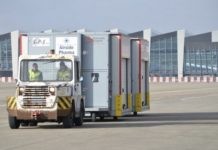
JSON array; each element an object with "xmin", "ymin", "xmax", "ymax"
[{"xmin": 7, "ymin": 54, "xmax": 85, "ymax": 128}]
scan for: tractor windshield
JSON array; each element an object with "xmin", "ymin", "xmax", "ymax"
[{"xmin": 20, "ymin": 59, "xmax": 73, "ymax": 82}]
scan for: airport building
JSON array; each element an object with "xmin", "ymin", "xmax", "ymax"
[
  {"xmin": 0, "ymin": 29, "xmax": 218, "ymax": 82},
  {"xmin": 131, "ymin": 30, "xmax": 185, "ymax": 78},
  {"xmin": 129, "ymin": 29, "xmax": 218, "ymax": 82},
  {"xmin": 0, "ymin": 32, "xmax": 12, "ymax": 77},
  {"xmin": 0, "ymin": 31, "xmax": 19, "ymax": 79},
  {"xmin": 184, "ymin": 31, "xmax": 218, "ymax": 77}
]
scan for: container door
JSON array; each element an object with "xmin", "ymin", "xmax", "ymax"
[
  {"xmin": 92, "ymin": 71, "xmax": 108, "ymax": 107},
  {"xmin": 145, "ymin": 61, "xmax": 149, "ymax": 107},
  {"xmin": 122, "ymin": 58, "xmax": 128, "ymax": 109},
  {"xmin": 82, "ymin": 71, "xmax": 93, "ymax": 107},
  {"xmin": 82, "ymin": 71, "xmax": 108, "ymax": 108},
  {"xmin": 141, "ymin": 61, "xmax": 146, "ymax": 106}
]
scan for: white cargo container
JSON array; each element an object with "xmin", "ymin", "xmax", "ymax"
[
  {"xmin": 130, "ymin": 38, "xmax": 150, "ymax": 115},
  {"xmin": 81, "ymin": 32, "xmax": 132, "ymax": 121}
]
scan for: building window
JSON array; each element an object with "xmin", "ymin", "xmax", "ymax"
[
  {"xmin": 184, "ymin": 36, "xmax": 218, "ymax": 76},
  {"xmin": 150, "ymin": 34, "xmax": 178, "ymax": 77},
  {"xmin": 0, "ymin": 33, "xmax": 12, "ymax": 77}
]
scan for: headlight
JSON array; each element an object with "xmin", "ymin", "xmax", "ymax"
[
  {"xmin": 49, "ymin": 87, "xmax": 55, "ymax": 95},
  {"xmin": 19, "ymin": 87, "xmax": 25, "ymax": 95}
]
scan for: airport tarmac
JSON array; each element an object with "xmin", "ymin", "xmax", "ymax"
[{"xmin": 0, "ymin": 82, "xmax": 218, "ymax": 150}]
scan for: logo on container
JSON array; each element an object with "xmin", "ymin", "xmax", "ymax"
[
  {"xmin": 56, "ymin": 37, "xmax": 78, "ymax": 55},
  {"xmin": 32, "ymin": 37, "xmax": 50, "ymax": 47}
]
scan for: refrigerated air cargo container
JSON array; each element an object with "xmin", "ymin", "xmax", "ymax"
[
  {"xmin": 130, "ymin": 38, "xmax": 150, "ymax": 115},
  {"xmin": 81, "ymin": 32, "xmax": 132, "ymax": 121}
]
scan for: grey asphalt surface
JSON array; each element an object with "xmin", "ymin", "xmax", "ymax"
[{"xmin": 0, "ymin": 82, "xmax": 218, "ymax": 150}]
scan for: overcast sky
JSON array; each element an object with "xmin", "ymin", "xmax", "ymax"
[{"xmin": 0, "ymin": 0, "xmax": 217, "ymax": 35}]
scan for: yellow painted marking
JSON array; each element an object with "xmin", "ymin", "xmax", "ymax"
[
  {"xmin": 7, "ymin": 97, "xmax": 14, "ymax": 107},
  {"xmin": 58, "ymin": 103, "xmax": 61, "ymax": 109},
  {"xmin": 135, "ymin": 93, "xmax": 142, "ymax": 112},
  {"xmin": 7, "ymin": 97, "xmax": 16, "ymax": 109},
  {"xmin": 62, "ymin": 97, "xmax": 71, "ymax": 108},
  {"xmin": 128, "ymin": 93, "xmax": 132, "ymax": 109},
  {"xmin": 115, "ymin": 95, "xmax": 122, "ymax": 116},
  {"xmin": 59, "ymin": 101, "xmax": 67, "ymax": 109},
  {"xmin": 11, "ymin": 100, "xmax": 16, "ymax": 109}
]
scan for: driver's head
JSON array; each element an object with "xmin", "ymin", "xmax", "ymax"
[
  {"xmin": 60, "ymin": 61, "xmax": 66, "ymax": 70},
  {"xmin": 32, "ymin": 63, "xmax": 38, "ymax": 71}
]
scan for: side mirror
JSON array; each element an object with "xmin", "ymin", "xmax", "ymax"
[{"xmin": 79, "ymin": 76, "xmax": 83, "ymax": 82}]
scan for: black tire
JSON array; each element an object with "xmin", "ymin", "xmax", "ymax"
[
  {"xmin": 113, "ymin": 116, "xmax": 118, "ymax": 120},
  {"xmin": 100, "ymin": 116, "xmax": 104, "ymax": 121},
  {"xmin": 63, "ymin": 113, "xmax": 74, "ymax": 128},
  {"xmin": 91, "ymin": 113, "xmax": 96, "ymax": 122},
  {"xmin": 21, "ymin": 121, "xmax": 29, "ymax": 126},
  {"xmin": 74, "ymin": 102, "xmax": 84, "ymax": 126},
  {"xmin": 133, "ymin": 112, "xmax": 138, "ymax": 116},
  {"xmin": 63, "ymin": 101, "xmax": 76, "ymax": 128},
  {"xmin": 29, "ymin": 121, "xmax": 38, "ymax": 126},
  {"xmin": 8, "ymin": 116, "xmax": 20, "ymax": 129}
]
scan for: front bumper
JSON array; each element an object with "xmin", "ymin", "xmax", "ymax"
[
  {"xmin": 7, "ymin": 96, "xmax": 72, "ymax": 121},
  {"xmin": 8, "ymin": 108, "xmax": 57, "ymax": 121},
  {"xmin": 8, "ymin": 108, "xmax": 71, "ymax": 121}
]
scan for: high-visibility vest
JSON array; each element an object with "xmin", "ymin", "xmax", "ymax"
[
  {"xmin": 29, "ymin": 70, "xmax": 42, "ymax": 81},
  {"xmin": 57, "ymin": 69, "xmax": 71, "ymax": 81}
]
